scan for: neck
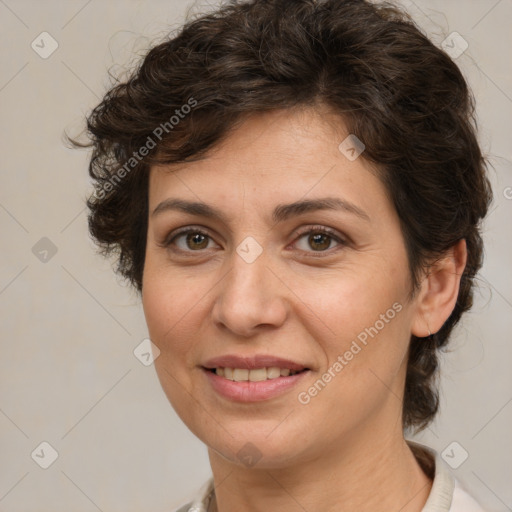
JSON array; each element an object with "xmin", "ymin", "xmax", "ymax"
[{"xmin": 207, "ymin": 426, "xmax": 432, "ymax": 512}]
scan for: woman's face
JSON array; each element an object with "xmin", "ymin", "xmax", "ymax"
[{"xmin": 142, "ymin": 107, "xmax": 424, "ymax": 468}]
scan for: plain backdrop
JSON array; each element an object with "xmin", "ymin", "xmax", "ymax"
[{"xmin": 0, "ymin": 0, "xmax": 511, "ymax": 511}]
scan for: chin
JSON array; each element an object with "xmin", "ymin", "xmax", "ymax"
[{"xmin": 196, "ymin": 417, "xmax": 315, "ymax": 470}]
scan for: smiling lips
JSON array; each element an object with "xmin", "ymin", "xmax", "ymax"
[
  {"xmin": 202, "ymin": 354, "xmax": 311, "ymax": 401},
  {"xmin": 215, "ymin": 367, "xmax": 300, "ymax": 381}
]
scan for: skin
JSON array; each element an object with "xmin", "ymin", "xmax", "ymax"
[{"xmin": 142, "ymin": 106, "xmax": 467, "ymax": 512}]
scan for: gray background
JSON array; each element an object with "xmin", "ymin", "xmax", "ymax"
[{"xmin": 0, "ymin": 0, "xmax": 510, "ymax": 511}]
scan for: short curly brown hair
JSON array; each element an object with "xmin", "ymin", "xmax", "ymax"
[{"xmin": 73, "ymin": 0, "xmax": 492, "ymax": 433}]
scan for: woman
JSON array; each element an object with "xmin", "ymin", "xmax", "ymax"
[{"xmin": 76, "ymin": 0, "xmax": 492, "ymax": 510}]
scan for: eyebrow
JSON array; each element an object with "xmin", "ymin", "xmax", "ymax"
[{"xmin": 151, "ymin": 197, "xmax": 370, "ymax": 223}]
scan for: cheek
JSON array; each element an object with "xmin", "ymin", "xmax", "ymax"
[
  {"xmin": 292, "ymin": 263, "xmax": 412, "ymax": 394},
  {"xmin": 142, "ymin": 259, "xmax": 203, "ymax": 346},
  {"xmin": 141, "ymin": 266, "xmax": 193, "ymax": 382},
  {"xmin": 294, "ymin": 296, "xmax": 411, "ymax": 442},
  {"xmin": 292, "ymin": 258, "xmax": 409, "ymax": 339},
  {"xmin": 141, "ymin": 261, "xmax": 217, "ymax": 401},
  {"xmin": 142, "ymin": 274, "xmax": 170, "ymax": 345},
  {"xmin": 142, "ymin": 270, "xmax": 203, "ymax": 425}
]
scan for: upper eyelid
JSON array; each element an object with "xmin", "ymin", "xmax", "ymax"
[
  {"xmin": 164, "ymin": 225, "xmax": 216, "ymax": 244},
  {"xmin": 294, "ymin": 225, "xmax": 345, "ymax": 239}
]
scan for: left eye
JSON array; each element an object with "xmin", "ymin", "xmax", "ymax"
[{"xmin": 294, "ymin": 228, "xmax": 344, "ymax": 253}]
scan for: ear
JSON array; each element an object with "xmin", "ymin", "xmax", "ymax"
[{"xmin": 411, "ymin": 239, "xmax": 468, "ymax": 337}]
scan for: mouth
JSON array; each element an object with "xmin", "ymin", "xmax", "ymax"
[
  {"xmin": 201, "ymin": 355, "xmax": 311, "ymax": 402},
  {"xmin": 204, "ymin": 366, "xmax": 309, "ymax": 381}
]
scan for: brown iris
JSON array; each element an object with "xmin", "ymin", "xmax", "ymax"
[
  {"xmin": 308, "ymin": 232, "xmax": 331, "ymax": 251},
  {"xmin": 186, "ymin": 232, "xmax": 209, "ymax": 250}
]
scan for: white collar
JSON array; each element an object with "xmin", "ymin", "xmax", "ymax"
[{"xmin": 407, "ymin": 440, "xmax": 454, "ymax": 511}]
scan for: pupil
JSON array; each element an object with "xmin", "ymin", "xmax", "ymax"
[
  {"xmin": 310, "ymin": 233, "xmax": 330, "ymax": 251},
  {"xmin": 187, "ymin": 232, "xmax": 208, "ymax": 249}
]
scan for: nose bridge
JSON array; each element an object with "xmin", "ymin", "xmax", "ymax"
[{"xmin": 211, "ymin": 239, "xmax": 287, "ymax": 335}]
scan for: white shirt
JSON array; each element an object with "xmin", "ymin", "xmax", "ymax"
[{"xmin": 172, "ymin": 441, "xmax": 486, "ymax": 512}]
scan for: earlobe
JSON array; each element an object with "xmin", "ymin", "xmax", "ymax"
[{"xmin": 411, "ymin": 239, "xmax": 467, "ymax": 338}]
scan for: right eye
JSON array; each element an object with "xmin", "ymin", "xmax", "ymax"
[{"xmin": 161, "ymin": 227, "xmax": 219, "ymax": 253}]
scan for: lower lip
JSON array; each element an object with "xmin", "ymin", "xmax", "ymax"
[{"xmin": 203, "ymin": 368, "xmax": 310, "ymax": 402}]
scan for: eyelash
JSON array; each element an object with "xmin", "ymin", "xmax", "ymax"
[{"xmin": 160, "ymin": 225, "xmax": 347, "ymax": 257}]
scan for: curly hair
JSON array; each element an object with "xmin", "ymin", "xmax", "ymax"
[{"xmin": 73, "ymin": 0, "xmax": 492, "ymax": 433}]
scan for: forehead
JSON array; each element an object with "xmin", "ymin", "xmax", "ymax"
[{"xmin": 147, "ymin": 108, "xmax": 391, "ymax": 222}]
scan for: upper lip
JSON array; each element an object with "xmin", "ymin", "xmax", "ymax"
[{"xmin": 202, "ymin": 355, "xmax": 308, "ymax": 371}]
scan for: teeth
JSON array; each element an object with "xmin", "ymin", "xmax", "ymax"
[
  {"xmin": 214, "ymin": 367, "xmax": 302, "ymax": 381},
  {"xmin": 267, "ymin": 367, "xmax": 281, "ymax": 379},
  {"xmin": 248, "ymin": 368, "xmax": 267, "ymax": 382},
  {"xmin": 233, "ymin": 369, "xmax": 249, "ymax": 382}
]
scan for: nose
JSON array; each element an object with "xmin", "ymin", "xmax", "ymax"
[{"xmin": 211, "ymin": 248, "xmax": 288, "ymax": 337}]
